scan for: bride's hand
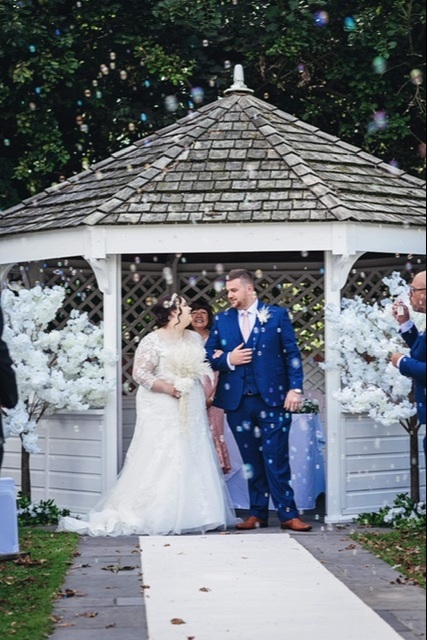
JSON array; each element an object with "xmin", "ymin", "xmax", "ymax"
[
  {"xmin": 206, "ymin": 396, "xmax": 214, "ymax": 409},
  {"xmin": 152, "ymin": 379, "xmax": 180, "ymax": 398},
  {"xmin": 171, "ymin": 387, "xmax": 182, "ymax": 399}
]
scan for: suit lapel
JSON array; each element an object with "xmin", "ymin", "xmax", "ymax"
[
  {"xmin": 226, "ymin": 302, "xmax": 265, "ymax": 348},
  {"xmin": 250, "ymin": 301, "xmax": 263, "ymax": 350},
  {"xmin": 227, "ymin": 308, "xmax": 244, "ymax": 346}
]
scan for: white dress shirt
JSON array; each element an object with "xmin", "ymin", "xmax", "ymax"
[
  {"xmin": 238, "ymin": 300, "xmax": 259, "ymax": 338},
  {"xmin": 227, "ymin": 300, "xmax": 259, "ymax": 370}
]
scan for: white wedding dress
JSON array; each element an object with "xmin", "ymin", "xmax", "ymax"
[{"xmin": 58, "ymin": 331, "xmax": 235, "ymax": 536}]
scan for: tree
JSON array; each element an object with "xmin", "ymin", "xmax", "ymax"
[
  {"xmin": 323, "ymin": 272, "xmax": 424, "ymax": 502},
  {"xmin": 1, "ymin": 285, "xmax": 114, "ymax": 500},
  {"xmin": 0, "ymin": 0, "xmax": 196, "ymax": 209},
  {"xmin": 0, "ymin": 0, "xmax": 425, "ymax": 211}
]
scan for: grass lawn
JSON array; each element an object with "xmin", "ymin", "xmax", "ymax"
[
  {"xmin": 352, "ymin": 529, "xmax": 426, "ymax": 589},
  {"xmin": 0, "ymin": 528, "xmax": 80, "ymax": 640}
]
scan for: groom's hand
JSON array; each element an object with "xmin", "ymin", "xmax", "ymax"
[{"xmin": 230, "ymin": 343, "xmax": 253, "ymax": 367}]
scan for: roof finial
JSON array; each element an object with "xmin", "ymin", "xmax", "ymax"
[{"xmin": 224, "ymin": 65, "xmax": 254, "ymax": 96}]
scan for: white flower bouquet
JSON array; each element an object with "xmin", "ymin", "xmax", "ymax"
[{"xmin": 164, "ymin": 339, "xmax": 213, "ymax": 433}]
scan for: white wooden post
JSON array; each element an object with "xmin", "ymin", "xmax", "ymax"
[
  {"xmin": 0, "ymin": 264, "xmax": 14, "ymax": 288},
  {"xmin": 88, "ymin": 255, "xmax": 122, "ymax": 494},
  {"xmin": 324, "ymin": 251, "xmax": 363, "ymax": 522}
]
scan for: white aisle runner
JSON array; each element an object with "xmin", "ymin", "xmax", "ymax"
[{"xmin": 140, "ymin": 534, "xmax": 402, "ymax": 640}]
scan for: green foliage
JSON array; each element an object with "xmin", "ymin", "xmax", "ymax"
[
  {"xmin": 352, "ymin": 529, "xmax": 426, "ymax": 588},
  {"xmin": 356, "ymin": 493, "xmax": 427, "ymax": 531},
  {"xmin": 17, "ymin": 492, "xmax": 71, "ymax": 526},
  {"xmin": 0, "ymin": 0, "xmax": 425, "ymax": 210},
  {"xmin": 297, "ymin": 398, "xmax": 320, "ymax": 414},
  {"xmin": 0, "ymin": 529, "xmax": 80, "ymax": 640}
]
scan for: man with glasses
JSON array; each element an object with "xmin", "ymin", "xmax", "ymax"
[
  {"xmin": 392, "ymin": 271, "xmax": 426, "ymax": 455},
  {"xmin": 0, "ymin": 304, "xmax": 18, "ymax": 472}
]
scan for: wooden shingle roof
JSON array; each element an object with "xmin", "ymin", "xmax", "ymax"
[{"xmin": 0, "ymin": 90, "xmax": 425, "ymax": 237}]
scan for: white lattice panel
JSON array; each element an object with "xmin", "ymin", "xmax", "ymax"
[
  {"xmin": 6, "ymin": 258, "xmax": 102, "ymax": 327},
  {"xmin": 7, "ymin": 254, "xmax": 424, "ymax": 404},
  {"xmin": 121, "ymin": 257, "xmax": 327, "ymax": 398}
]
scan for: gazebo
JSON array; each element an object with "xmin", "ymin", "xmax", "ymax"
[{"xmin": 0, "ymin": 67, "xmax": 425, "ymax": 522}]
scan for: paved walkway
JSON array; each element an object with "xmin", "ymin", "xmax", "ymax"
[{"xmin": 48, "ymin": 514, "xmax": 426, "ymax": 640}]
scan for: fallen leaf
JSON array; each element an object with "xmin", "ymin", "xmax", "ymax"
[
  {"xmin": 171, "ymin": 618, "xmax": 186, "ymax": 625},
  {"xmin": 79, "ymin": 612, "xmax": 98, "ymax": 618},
  {"xmin": 101, "ymin": 564, "xmax": 136, "ymax": 573},
  {"xmin": 199, "ymin": 587, "xmax": 211, "ymax": 593},
  {"xmin": 59, "ymin": 589, "xmax": 77, "ymax": 598},
  {"xmin": 13, "ymin": 557, "xmax": 48, "ymax": 567}
]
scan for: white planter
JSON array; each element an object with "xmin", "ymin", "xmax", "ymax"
[
  {"xmin": 2, "ymin": 410, "xmax": 106, "ymax": 515},
  {"xmin": 342, "ymin": 413, "xmax": 426, "ymax": 516}
]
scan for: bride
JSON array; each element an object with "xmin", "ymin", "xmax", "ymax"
[{"xmin": 58, "ymin": 293, "xmax": 235, "ymax": 536}]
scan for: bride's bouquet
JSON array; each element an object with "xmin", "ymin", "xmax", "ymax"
[{"xmin": 165, "ymin": 338, "xmax": 214, "ymax": 434}]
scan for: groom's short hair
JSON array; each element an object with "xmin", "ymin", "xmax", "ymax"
[{"xmin": 228, "ymin": 269, "xmax": 255, "ymax": 286}]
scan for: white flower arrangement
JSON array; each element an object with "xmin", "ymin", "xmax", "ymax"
[
  {"xmin": 164, "ymin": 338, "xmax": 213, "ymax": 433},
  {"xmin": 257, "ymin": 305, "xmax": 272, "ymax": 325},
  {"xmin": 1, "ymin": 285, "xmax": 116, "ymax": 455},
  {"xmin": 321, "ymin": 272, "xmax": 419, "ymax": 426}
]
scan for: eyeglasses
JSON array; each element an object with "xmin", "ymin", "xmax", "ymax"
[{"xmin": 409, "ymin": 287, "xmax": 426, "ymax": 293}]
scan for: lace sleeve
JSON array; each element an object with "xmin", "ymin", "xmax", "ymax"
[{"xmin": 132, "ymin": 334, "xmax": 160, "ymax": 390}]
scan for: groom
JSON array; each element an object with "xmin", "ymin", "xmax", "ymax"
[{"xmin": 206, "ymin": 269, "xmax": 312, "ymax": 532}]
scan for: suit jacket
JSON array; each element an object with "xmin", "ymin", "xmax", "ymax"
[
  {"xmin": 0, "ymin": 306, "xmax": 19, "ymax": 442},
  {"xmin": 206, "ymin": 302, "xmax": 304, "ymax": 411},
  {"xmin": 400, "ymin": 325, "xmax": 426, "ymax": 425}
]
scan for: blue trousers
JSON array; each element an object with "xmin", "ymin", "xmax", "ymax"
[{"xmin": 227, "ymin": 395, "xmax": 298, "ymax": 523}]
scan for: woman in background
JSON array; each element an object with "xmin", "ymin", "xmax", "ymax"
[{"xmin": 191, "ymin": 299, "xmax": 231, "ymax": 474}]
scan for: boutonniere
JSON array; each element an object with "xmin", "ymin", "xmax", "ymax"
[{"xmin": 256, "ymin": 306, "xmax": 272, "ymax": 325}]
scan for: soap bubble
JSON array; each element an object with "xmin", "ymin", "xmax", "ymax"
[
  {"xmin": 165, "ymin": 95, "xmax": 179, "ymax": 112},
  {"xmin": 372, "ymin": 56, "xmax": 387, "ymax": 74},
  {"xmin": 410, "ymin": 69, "xmax": 423, "ymax": 86},
  {"xmin": 191, "ymin": 87, "xmax": 205, "ymax": 104},
  {"xmin": 314, "ymin": 11, "xmax": 329, "ymax": 27},
  {"xmin": 344, "ymin": 16, "xmax": 356, "ymax": 31}
]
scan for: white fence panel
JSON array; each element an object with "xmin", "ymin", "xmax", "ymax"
[
  {"xmin": 343, "ymin": 414, "xmax": 426, "ymax": 515},
  {"xmin": 2, "ymin": 410, "xmax": 105, "ymax": 515}
]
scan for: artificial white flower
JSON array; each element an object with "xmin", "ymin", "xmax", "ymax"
[
  {"xmin": 1, "ymin": 285, "xmax": 116, "ymax": 454},
  {"xmin": 324, "ymin": 272, "xmax": 419, "ymax": 427},
  {"xmin": 257, "ymin": 305, "xmax": 272, "ymax": 325},
  {"xmin": 164, "ymin": 338, "xmax": 214, "ymax": 434}
]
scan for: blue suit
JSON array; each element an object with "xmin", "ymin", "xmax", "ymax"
[
  {"xmin": 400, "ymin": 326, "xmax": 426, "ymax": 435},
  {"xmin": 399, "ymin": 325, "xmax": 426, "ymax": 424},
  {"xmin": 206, "ymin": 302, "xmax": 304, "ymax": 523}
]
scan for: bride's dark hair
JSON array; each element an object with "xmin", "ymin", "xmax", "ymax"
[{"xmin": 152, "ymin": 293, "xmax": 186, "ymax": 328}]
